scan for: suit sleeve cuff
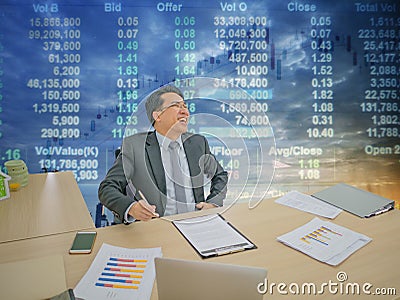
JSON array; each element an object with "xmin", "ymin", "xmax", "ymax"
[{"xmin": 124, "ymin": 202, "xmax": 136, "ymax": 223}]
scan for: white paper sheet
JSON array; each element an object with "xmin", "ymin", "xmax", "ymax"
[
  {"xmin": 275, "ymin": 190, "xmax": 342, "ymax": 219},
  {"xmin": 277, "ymin": 218, "xmax": 371, "ymax": 266},
  {"xmin": 173, "ymin": 214, "xmax": 255, "ymax": 257},
  {"xmin": 74, "ymin": 243, "xmax": 162, "ymax": 300}
]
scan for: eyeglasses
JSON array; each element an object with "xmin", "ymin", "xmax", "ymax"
[{"xmin": 158, "ymin": 101, "xmax": 188, "ymax": 114}]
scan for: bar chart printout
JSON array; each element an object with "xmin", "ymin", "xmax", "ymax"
[
  {"xmin": 277, "ymin": 218, "xmax": 371, "ymax": 266},
  {"xmin": 74, "ymin": 243, "xmax": 162, "ymax": 300}
]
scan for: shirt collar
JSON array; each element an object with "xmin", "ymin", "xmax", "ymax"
[{"xmin": 156, "ymin": 131, "xmax": 183, "ymax": 151}]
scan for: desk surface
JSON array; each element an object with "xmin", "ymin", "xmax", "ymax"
[
  {"xmin": 0, "ymin": 171, "xmax": 94, "ymax": 243},
  {"xmin": 0, "ymin": 199, "xmax": 398, "ymax": 299}
]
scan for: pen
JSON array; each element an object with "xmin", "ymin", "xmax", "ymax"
[{"xmin": 138, "ymin": 190, "xmax": 159, "ymax": 217}]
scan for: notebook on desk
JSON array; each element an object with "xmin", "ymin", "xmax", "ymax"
[
  {"xmin": 155, "ymin": 257, "xmax": 267, "ymax": 300},
  {"xmin": 312, "ymin": 183, "xmax": 394, "ymax": 218}
]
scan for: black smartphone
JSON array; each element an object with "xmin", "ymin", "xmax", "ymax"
[{"xmin": 69, "ymin": 231, "xmax": 97, "ymax": 254}]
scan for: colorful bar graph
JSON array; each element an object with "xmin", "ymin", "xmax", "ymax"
[
  {"xmin": 101, "ymin": 272, "xmax": 142, "ymax": 279},
  {"xmin": 300, "ymin": 225, "xmax": 343, "ymax": 246},
  {"xmin": 300, "ymin": 237, "xmax": 310, "ymax": 244},
  {"xmin": 98, "ymin": 277, "xmax": 140, "ymax": 284},
  {"xmin": 95, "ymin": 283, "xmax": 138, "ymax": 289},
  {"xmin": 110, "ymin": 257, "xmax": 148, "ymax": 263},
  {"xmin": 307, "ymin": 234, "xmax": 329, "ymax": 246},
  {"xmin": 96, "ymin": 256, "xmax": 149, "ymax": 290},
  {"xmin": 107, "ymin": 262, "xmax": 146, "ymax": 268},
  {"xmin": 104, "ymin": 267, "xmax": 144, "ymax": 273}
]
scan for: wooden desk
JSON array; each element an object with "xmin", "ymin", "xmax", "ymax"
[
  {"xmin": 0, "ymin": 200, "xmax": 398, "ymax": 299},
  {"xmin": 0, "ymin": 171, "xmax": 94, "ymax": 243}
]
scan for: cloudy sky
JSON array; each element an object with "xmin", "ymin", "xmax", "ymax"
[{"xmin": 1, "ymin": 0, "xmax": 399, "ymax": 215}]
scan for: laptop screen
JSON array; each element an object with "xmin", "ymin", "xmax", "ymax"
[{"xmin": 155, "ymin": 257, "xmax": 267, "ymax": 300}]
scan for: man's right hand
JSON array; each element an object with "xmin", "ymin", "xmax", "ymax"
[{"xmin": 128, "ymin": 200, "xmax": 159, "ymax": 221}]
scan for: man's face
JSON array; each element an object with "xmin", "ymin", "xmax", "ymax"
[{"xmin": 153, "ymin": 92, "xmax": 190, "ymax": 138}]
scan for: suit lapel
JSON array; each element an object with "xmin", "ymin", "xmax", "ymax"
[
  {"xmin": 182, "ymin": 133, "xmax": 205, "ymax": 203},
  {"xmin": 182, "ymin": 134, "xmax": 199, "ymax": 176},
  {"xmin": 145, "ymin": 132, "xmax": 167, "ymax": 196}
]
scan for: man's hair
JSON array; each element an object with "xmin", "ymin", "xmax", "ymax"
[{"xmin": 145, "ymin": 85, "xmax": 184, "ymax": 124}]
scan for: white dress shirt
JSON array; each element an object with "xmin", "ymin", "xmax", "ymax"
[{"xmin": 156, "ymin": 132, "xmax": 196, "ymax": 215}]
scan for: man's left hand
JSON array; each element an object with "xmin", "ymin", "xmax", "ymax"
[{"xmin": 196, "ymin": 202, "xmax": 217, "ymax": 210}]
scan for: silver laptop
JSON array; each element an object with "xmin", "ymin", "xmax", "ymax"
[
  {"xmin": 313, "ymin": 183, "xmax": 394, "ymax": 218},
  {"xmin": 155, "ymin": 257, "xmax": 267, "ymax": 300}
]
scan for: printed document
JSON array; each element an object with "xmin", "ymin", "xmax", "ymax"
[
  {"xmin": 173, "ymin": 214, "xmax": 255, "ymax": 258},
  {"xmin": 275, "ymin": 190, "xmax": 342, "ymax": 219},
  {"xmin": 277, "ymin": 218, "xmax": 371, "ymax": 265},
  {"xmin": 74, "ymin": 243, "xmax": 162, "ymax": 300}
]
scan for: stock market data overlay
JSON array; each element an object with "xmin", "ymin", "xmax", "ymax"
[{"xmin": 1, "ymin": 0, "xmax": 399, "ymax": 223}]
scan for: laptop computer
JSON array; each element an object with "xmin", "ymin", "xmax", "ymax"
[
  {"xmin": 155, "ymin": 257, "xmax": 267, "ymax": 300},
  {"xmin": 312, "ymin": 183, "xmax": 394, "ymax": 218}
]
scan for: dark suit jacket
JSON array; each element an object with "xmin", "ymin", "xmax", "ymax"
[{"xmin": 98, "ymin": 131, "xmax": 228, "ymax": 223}]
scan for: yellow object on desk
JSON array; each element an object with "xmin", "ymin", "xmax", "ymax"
[
  {"xmin": 4, "ymin": 159, "xmax": 29, "ymax": 189},
  {"xmin": 9, "ymin": 182, "xmax": 21, "ymax": 191}
]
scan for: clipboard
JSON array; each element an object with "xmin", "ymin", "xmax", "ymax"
[
  {"xmin": 312, "ymin": 183, "xmax": 394, "ymax": 218},
  {"xmin": 172, "ymin": 213, "xmax": 257, "ymax": 258}
]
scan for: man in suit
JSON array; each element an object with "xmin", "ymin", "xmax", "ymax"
[{"xmin": 98, "ymin": 85, "xmax": 228, "ymax": 223}]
